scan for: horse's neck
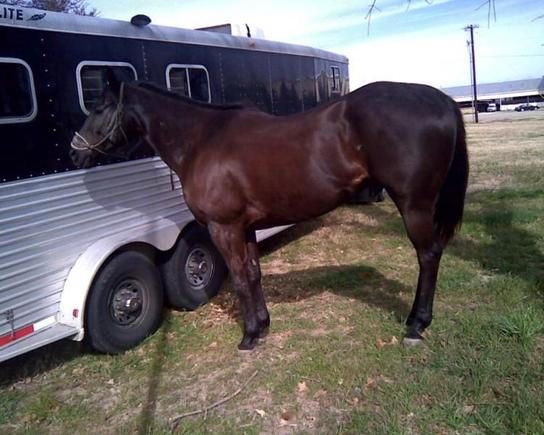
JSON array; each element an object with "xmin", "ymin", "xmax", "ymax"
[{"xmin": 132, "ymin": 90, "xmax": 206, "ymax": 172}]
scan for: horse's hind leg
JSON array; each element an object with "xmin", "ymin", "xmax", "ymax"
[
  {"xmin": 392, "ymin": 196, "xmax": 444, "ymax": 344},
  {"xmin": 208, "ymin": 223, "xmax": 265, "ymax": 351}
]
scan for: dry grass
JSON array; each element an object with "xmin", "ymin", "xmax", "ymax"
[{"xmin": 466, "ymin": 111, "xmax": 544, "ymax": 192}]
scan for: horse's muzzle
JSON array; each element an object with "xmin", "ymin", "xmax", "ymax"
[
  {"xmin": 70, "ymin": 132, "xmax": 90, "ymax": 151},
  {"xmin": 69, "ymin": 135, "xmax": 93, "ymax": 168}
]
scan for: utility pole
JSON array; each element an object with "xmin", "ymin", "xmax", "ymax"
[{"xmin": 465, "ymin": 24, "xmax": 479, "ymax": 123}]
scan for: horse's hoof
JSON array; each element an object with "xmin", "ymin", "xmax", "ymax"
[
  {"xmin": 238, "ymin": 337, "xmax": 258, "ymax": 352},
  {"xmin": 258, "ymin": 328, "xmax": 269, "ymax": 340},
  {"xmin": 402, "ymin": 336, "xmax": 424, "ymax": 347}
]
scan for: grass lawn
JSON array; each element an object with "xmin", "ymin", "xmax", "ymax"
[{"xmin": 1, "ymin": 112, "xmax": 543, "ymax": 434}]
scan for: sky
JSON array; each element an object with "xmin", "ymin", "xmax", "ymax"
[{"xmin": 89, "ymin": 0, "xmax": 544, "ymax": 89}]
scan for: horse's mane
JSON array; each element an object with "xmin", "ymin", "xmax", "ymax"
[{"xmin": 135, "ymin": 82, "xmax": 251, "ymax": 111}]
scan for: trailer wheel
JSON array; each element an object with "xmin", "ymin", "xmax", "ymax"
[
  {"xmin": 161, "ymin": 225, "xmax": 227, "ymax": 310},
  {"xmin": 85, "ymin": 251, "xmax": 163, "ymax": 354}
]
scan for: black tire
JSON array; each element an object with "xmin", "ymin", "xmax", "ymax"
[
  {"xmin": 161, "ymin": 225, "xmax": 227, "ymax": 310},
  {"xmin": 85, "ymin": 251, "xmax": 163, "ymax": 354}
]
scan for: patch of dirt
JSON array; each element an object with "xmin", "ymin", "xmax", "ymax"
[{"xmin": 263, "ymin": 258, "xmax": 298, "ymax": 275}]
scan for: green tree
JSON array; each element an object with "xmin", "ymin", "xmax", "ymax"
[{"xmin": 0, "ymin": 0, "xmax": 98, "ymax": 16}]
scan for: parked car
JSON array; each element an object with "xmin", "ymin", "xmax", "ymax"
[{"xmin": 515, "ymin": 104, "xmax": 539, "ymax": 112}]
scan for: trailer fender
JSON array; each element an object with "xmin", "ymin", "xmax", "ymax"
[{"xmin": 59, "ymin": 219, "xmax": 189, "ymax": 339}]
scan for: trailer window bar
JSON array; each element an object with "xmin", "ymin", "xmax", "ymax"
[
  {"xmin": 76, "ymin": 61, "xmax": 138, "ymax": 115},
  {"xmin": 0, "ymin": 57, "xmax": 38, "ymax": 125},
  {"xmin": 166, "ymin": 64, "xmax": 211, "ymax": 103},
  {"xmin": 331, "ymin": 66, "xmax": 341, "ymax": 93}
]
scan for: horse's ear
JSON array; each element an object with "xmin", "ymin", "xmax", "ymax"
[{"xmin": 103, "ymin": 68, "xmax": 122, "ymax": 101}]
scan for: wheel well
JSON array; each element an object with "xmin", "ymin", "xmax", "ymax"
[
  {"xmin": 117, "ymin": 242, "xmax": 158, "ymax": 262},
  {"xmin": 99, "ymin": 222, "xmax": 204, "ymax": 281},
  {"xmin": 116, "ymin": 221, "xmax": 203, "ymax": 265},
  {"xmin": 86, "ymin": 222, "xmax": 205, "ymax": 308},
  {"xmin": 158, "ymin": 221, "xmax": 206, "ymax": 262},
  {"xmin": 179, "ymin": 220, "xmax": 207, "ymax": 240}
]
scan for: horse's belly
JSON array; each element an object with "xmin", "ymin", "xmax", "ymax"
[{"xmin": 252, "ymin": 173, "xmax": 366, "ymax": 227}]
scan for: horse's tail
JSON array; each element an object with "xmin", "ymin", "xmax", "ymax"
[{"xmin": 434, "ymin": 105, "xmax": 469, "ymax": 246}]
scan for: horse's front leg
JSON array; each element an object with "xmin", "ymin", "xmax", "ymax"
[
  {"xmin": 247, "ymin": 231, "xmax": 270, "ymax": 339},
  {"xmin": 208, "ymin": 223, "xmax": 263, "ymax": 351}
]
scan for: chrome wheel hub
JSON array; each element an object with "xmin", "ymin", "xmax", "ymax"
[
  {"xmin": 185, "ymin": 247, "xmax": 214, "ymax": 289},
  {"xmin": 111, "ymin": 280, "xmax": 143, "ymax": 325}
]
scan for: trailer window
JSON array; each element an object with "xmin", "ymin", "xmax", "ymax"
[
  {"xmin": 168, "ymin": 69, "xmax": 190, "ymax": 97},
  {"xmin": 77, "ymin": 62, "xmax": 137, "ymax": 114},
  {"xmin": 0, "ymin": 58, "xmax": 37, "ymax": 124},
  {"xmin": 331, "ymin": 66, "xmax": 341, "ymax": 92},
  {"xmin": 188, "ymin": 68, "xmax": 210, "ymax": 102},
  {"xmin": 166, "ymin": 65, "xmax": 210, "ymax": 103}
]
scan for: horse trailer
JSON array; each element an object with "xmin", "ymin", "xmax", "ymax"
[{"xmin": 0, "ymin": 6, "xmax": 350, "ymax": 361}]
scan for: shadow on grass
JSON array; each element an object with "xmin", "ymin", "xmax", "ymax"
[
  {"xmin": 450, "ymin": 191, "xmax": 544, "ymax": 298},
  {"xmin": 137, "ymin": 311, "xmax": 172, "ymax": 435},
  {"xmin": 214, "ymin": 263, "xmax": 412, "ymax": 326},
  {"xmin": 0, "ymin": 339, "xmax": 86, "ymax": 387}
]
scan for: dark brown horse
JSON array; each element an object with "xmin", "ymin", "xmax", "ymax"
[{"xmin": 70, "ymin": 73, "xmax": 468, "ymax": 350}]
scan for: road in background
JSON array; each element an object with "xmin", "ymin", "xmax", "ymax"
[{"xmin": 464, "ymin": 109, "xmax": 544, "ymax": 123}]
